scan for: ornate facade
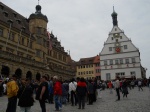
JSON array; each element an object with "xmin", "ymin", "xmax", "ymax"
[
  {"xmin": 100, "ymin": 8, "xmax": 145, "ymax": 80},
  {"xmin": 0, "ymin": 2, "xmax": 75, "ymax": 80}
]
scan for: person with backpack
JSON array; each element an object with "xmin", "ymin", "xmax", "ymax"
[
  {"xmin": 17, "ymin": 78, "xmax": 34, "ymax": 112},
  {"xmin": 36, "ymin": 75, "xmax": 49, "ymax": 112}
]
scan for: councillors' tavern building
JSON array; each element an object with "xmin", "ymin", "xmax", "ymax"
[{"xmin": 100, "ymin": 9, "xmax": 144, "ymax": 81}]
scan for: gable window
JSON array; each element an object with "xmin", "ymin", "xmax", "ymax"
[
  {"xmin": 125, "ymin": 59, "xmax": 129, "ymax": 64},
  {"xmin": 104, "ymin": 60, "xmax": 107, "ymax": 65},
  {"xmin": 109, "ymin": 47, "xmax": 112, "ymax": 51},
  {"xmin": 115, "ymin": 59, "xmax": 119, "ymax": 64},
  {"xmin": 120, "ymin": 59, "xmax": 123, "ymax": 64},
  {"xmin": 106, "ymin": 73, "xmax": 111, "ymax": 80},
  {"xmin": 0, "ymin": 28, "xmax": 3, "ymax": 36},
  {"xmin": 132, "ymin": 58, "xmax": 136, "ymax": 63},
  {"xmin": 110, "ymin": 60, "xmax": 113, "ymax": 65},
  {"xmin": 124, "ymin": 45, "xmax": 128, "ymax": 49}
]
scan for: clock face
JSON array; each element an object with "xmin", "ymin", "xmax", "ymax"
[
  {"xmin": 116, "ymin": 43, "xmax": 119, "ymax": 46},
  {"xmin": 116, "ymin": 47, "xmax": 120, "ymax": 53}
]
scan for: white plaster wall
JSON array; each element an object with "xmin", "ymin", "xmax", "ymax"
[{"xmin": 101, "ymin": 67, "xmax": 141, "ymax": 80}]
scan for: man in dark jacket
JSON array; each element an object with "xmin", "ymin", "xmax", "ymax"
[
  {"xmin": 87, "ymin": 79, "xmax": 94, "ymax": 105},
  {"xmin": 18, "ymin": 78, "xmax": 34, "ymax": 112},
  {"xmin": 76, "ymin": 77, "xmax": 87, "ymax": 109}
]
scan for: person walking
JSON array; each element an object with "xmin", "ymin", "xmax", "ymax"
[
  {"xmin": 36, "ymin": 75, "xmax": 49, "ymax": 112},
  {"xmin": 18, "ymin": 78, "xmax": 34, "ymax": 112},
  {"xmin": 108, "ymin": 81, "xmax": 113, "ymax": 94},
  {"xmin": 76, "ymin": 77, "xmax": 87, "ymax": 109},
  {"xmin": 69, "ymin": 78, "xmax": 77, "ymax": 106},
  {"xmin": 115, "ymin": 77, "xmax": 120, "ymax": 101},
  {"xmin": 138, "ymin": 80, "xmax": 143, "ymax": 91},
  {"xmin": 6, "ymin": 74, "xmax": 19, "ymax": 112},
  {"xmin": 87, "ymin": 79, "xmax": 94, "ymax": 105},
  {"xmin": 53, "ymin": 76, "xmax": 62, "ymax": 111},
  {"xmin": 122, "ymin": 79, "xmax": 129, "ymax": 98}
]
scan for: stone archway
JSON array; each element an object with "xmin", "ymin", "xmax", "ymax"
[
  {"xmin": 15, "ymin": 68, "xmax": 22, "ymax": 79},
  {"xmin": 1, "ymin": 65, "xmax": 10, "ymax": 77},
  {"xmin": 36, "ymin": 72, "xmax": 41, "ymax": 81},
  {"xmin": 26, "ymin": 71, "xmax": 32, "ymax": 80}
]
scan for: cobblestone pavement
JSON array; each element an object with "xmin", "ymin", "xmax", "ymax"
[{"xmin": 0, "ymin": 87, "xmax": 150, "ymax": 112}]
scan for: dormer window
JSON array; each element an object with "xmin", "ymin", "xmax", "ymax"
[
  {"xmin": 21, "ymin": 26, "xmax": 26, "ymax": 32},
  {"xmin": 3, "ymin": 11, "xmax": 8, "ymax": 17},
  {"xmin": 13, "ymin": 13, "xmax": 17, "ymax": 18},
  {"xmin": 16, "ymin": 19, "xmax": 21, "ymax": 24}
]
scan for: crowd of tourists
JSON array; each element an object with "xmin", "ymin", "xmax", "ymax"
[{"xmin": 0, "ymin": 74, "xmax": 150, "ymax": 112}]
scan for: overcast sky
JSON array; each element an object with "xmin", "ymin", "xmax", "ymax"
[{"xmin": 1, "ymin": 0, "xmax": 150, "ymax": 78}]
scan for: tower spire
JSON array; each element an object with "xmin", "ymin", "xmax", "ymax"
[{"xmin": 111, "ymin": 6, "xmax": 118, "ymax": 26}]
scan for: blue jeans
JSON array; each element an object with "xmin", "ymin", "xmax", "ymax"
[{"xmin": 54, "ymin": 95, "xmax": 62, "ymax": 110}]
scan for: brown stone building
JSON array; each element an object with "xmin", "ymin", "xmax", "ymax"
[{"xmin": 0, "ymin": 2, "xmax": 75, "ymax": 80}]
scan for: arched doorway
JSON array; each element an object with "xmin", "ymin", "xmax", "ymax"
[
  {"xmin": 36, "ymin": 72, "xmax": 41, "ymax": 81},
  {"xmin": 15, "ymin": 68, "xmax": 22, "ymax": 79},
  {"xmin": 1, "ymin": 65, "xmax": 10, "ymax": 78},
  {"xmin": 26, "ymin": 71, "xmax": 32, "ymax": 80}
]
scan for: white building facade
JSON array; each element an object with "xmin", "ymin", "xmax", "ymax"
[{"xmin": 100, "ymin": 9, "xmax": 142, "ymax": 81}]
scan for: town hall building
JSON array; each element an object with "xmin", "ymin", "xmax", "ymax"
[{"xmin": 100, "ymin": 8, "xmax": 144, "ymax": 80}]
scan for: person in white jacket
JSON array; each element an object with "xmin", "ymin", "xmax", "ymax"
[{"xmin": 69, "ymin": 78, "xmax": 77, "ymax": 106}]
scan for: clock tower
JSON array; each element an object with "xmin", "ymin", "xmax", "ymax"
[{"xmin": 99, "ymin": 7, "xmax": 143, "ymax": 80}]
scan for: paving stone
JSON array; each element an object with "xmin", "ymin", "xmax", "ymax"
[{"xmin": 0, "ymin": 87, "xmax": 150, "ymax": 112}]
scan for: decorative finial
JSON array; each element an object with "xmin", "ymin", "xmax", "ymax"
[{"xmin": 113, "ymin": 6, "xmax": 115, "ymax": 12}]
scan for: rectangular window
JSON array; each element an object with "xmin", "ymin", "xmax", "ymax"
[
  {"xmin": 120, "ymin": 59, "xmax": 123, "ymax": 64},
  {"xmin": 89, "ymin": 71, "xmax": 91, "ymax": 74},
  {"xmin": 78, "ymin": 66, "xmax": 80, "ymax": 69},
  {"xmin": 36, "ymin": 50, "xmax": 41, "ymax": 57},
  {"xmin": 86, "ymin": 71, "xmax": 88, "ymax": 74},
  {"xmin": 115, "ymin": 59, "xmax": 119, "ymax": 64},
  {"xmin": 124, "ymin": 45, "xmax": 128, "ymax": 49},
  {"xmin": 112, "ymin": 37, "xmax": 113, "ymax": 40},
  {"xmin": 9, "ymin": 32, "xmax": 15, "ymax": 41},
  {"xmin": 132, "ymin": 58, "xmax": 136, "ymax": 63},
  {"xmin": 109, "ymin": 47, "xmax": 112, "ymax": 51},
  {"xmin": 86, "ymin": 65, "xmax": 88, "ymax": 68},
  {"xmin": 110, "ymin": 60, "xmax": 113, "ymax": 65},
  {"xmin": 104, "ymin": 60, "xmax": 107, "ymax": 65},
  {"xmin": 78, "ymin": 72, "xmax": 80, "ymax": 75},
  {"xmin": 106, "ymin": 73, "xmax": 111, "ymax": 80},
  {"xmin": 21, "ymin": 37, "xmax": 25, "ymax": 45},
  {"xmin": 0, "ymin": 28, "xmax": 3, "ymax": 36},
  {"xmin": 130, "ymin": 71, "xmax": 136, "ymax": 76},
  {"xmin": 125, "ymin": 59, "xmax": 129, "ymax": 64}
]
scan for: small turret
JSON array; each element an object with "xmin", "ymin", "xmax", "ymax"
[{"xmin": 111, "ymin": 6, "xmax": 118, "ymax": 26}]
